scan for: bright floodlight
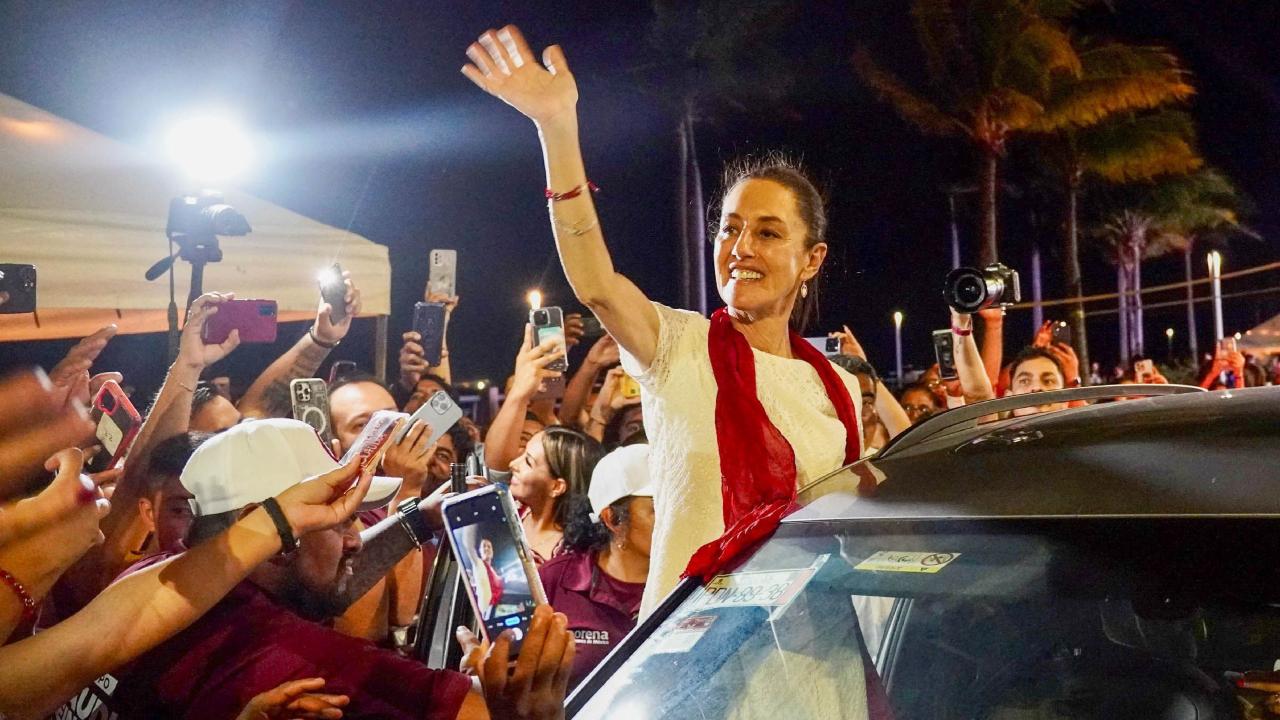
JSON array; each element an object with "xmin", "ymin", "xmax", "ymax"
[
  {"xmin": 893, "ymin": 310, "xmax": 904, "ymax": 327},
  {"xmin": 165, "ymin": 113, "xmax": 252, "ymax": 182},
  {"xmin": 527, "ymin": 289, "xmax": 543, "ymax": 310}
]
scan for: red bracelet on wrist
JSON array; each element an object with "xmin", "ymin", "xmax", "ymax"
[
  {"xmin": 545, "ymin": 181, "xmax": 599, "ymax": 202},
  {"xmin": 951, "ymin": 325, "xmax": 973, "ymax": 337},
  {"xmin": 0, "ymin": 567, "xmax": 37, "ymax": 625}
]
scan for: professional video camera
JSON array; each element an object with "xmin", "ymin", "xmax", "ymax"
[
  {"xmin": 943, "ymin": 262, "xmax": 1021, "ymax": 313},
  {"xmin": 164, "ymin": 192, "xmax": 251, "ymax": 263}
]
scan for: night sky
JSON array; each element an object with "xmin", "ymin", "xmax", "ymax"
[{"xmin": 2, "ymin": 1, "xmax": 1278, "ymax": 395}]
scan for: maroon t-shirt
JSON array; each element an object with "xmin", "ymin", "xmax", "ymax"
[
  {"xmin": 104, "ymin": 556, "xmax": 471, "ymax": 720},
  {"xmin": 538, "ymin": 549, "xmax": 645, "ymax": 690}
]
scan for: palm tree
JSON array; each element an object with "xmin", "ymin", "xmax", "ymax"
[
  {"xmin": 648, "ymin": 0, "xmax": 803, "ymax": 314},
  {"xmin": 1093, "ymin": 169, "xmax": 1250, "ymax": 360},
  {"xmin": 1038, "ymin": 106, "xmax": 1200, "ymax": 368},
  {"xmin": 854, "ymin": 0, "xmax": 1087, "ymax": 266}
]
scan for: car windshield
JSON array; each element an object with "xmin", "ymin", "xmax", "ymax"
[{"xmin": 571, "ymin": 518, "xmax": 1280, "ymax": 720}]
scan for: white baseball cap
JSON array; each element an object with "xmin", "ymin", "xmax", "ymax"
[
  {"xmin": 181, "ymin": 418, "xmax": 402, "ymax": 517},
  {"xmin": 587, "ymin": 444, "xmax": 654, "ymax": 521}
]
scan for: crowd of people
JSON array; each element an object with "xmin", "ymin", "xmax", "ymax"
[{"xmin": 2, "ymin": 23, "xmax": 1278, "ymax": 720}]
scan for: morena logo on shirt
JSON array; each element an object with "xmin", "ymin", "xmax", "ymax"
[{"xmin": 572, "ymin": 629, "xmax": 611, "ymax": 645}]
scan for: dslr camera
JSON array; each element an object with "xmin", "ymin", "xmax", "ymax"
[
  {"xmin": 943, "ymin": 262, "xmax": 1021, "ymax": 314},
  {"xmin": 165, "ymin": 191, "xmax": 251, "ymax": 263}
]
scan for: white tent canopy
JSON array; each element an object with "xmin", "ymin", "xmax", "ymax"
[
  {"xmin": 1240, "ymin": 312, "xmax": 1280, "ymax": 356},
  {"xmin": 0, "ymin": 92, "xmax": 389, "ymax": 341}
]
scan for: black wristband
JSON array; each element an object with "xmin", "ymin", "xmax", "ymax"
[
  {"xmin": 308, "ymin": 326, "xmax": 339, "ymax": 349},
  {"xmin": 396, "ymin": 497, "xmax": 433, "ymax": 546},
  {"xmin": 261, "ymin": 497, "xmax": 299, "ymax": 554}
]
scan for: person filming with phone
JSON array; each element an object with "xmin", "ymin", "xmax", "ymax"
[{"xmin": 463, "ymin": 25, "xmax": 865, "ymax": 617}]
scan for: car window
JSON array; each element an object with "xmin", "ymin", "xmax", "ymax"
[{"xmin": 571, "ymin": 518, "xmax": 1280, "ymax": 719}]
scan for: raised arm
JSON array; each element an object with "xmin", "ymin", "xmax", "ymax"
[
  {"xmin": 238, "ymin": 272, "xmax": 362, "ymax": 419},
  {"xmin": 831, "ymin": 325, "xmax": 911, "ymax": 438},
  {"xmin": 0, "ymin": 459, "xmax": 376, "ymax": 720},
  {"xmin": 951, "ymin": 310, "xmax": 996, "ymax": 404},
  {"xmin": 484, "ymin": 327, "xmax": 564, "ymax": 472},
  {"xmin": 463, "ymin": 25, "xmax": 660, "ymax": 368}
]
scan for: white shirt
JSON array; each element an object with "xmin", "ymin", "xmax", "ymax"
[{"xmin": 621, "ymin": 303, "xmax": 863, "ymax": 617}]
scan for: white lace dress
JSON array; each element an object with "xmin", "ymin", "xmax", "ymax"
[{"xmin": 620, "ymin": 303, "xmax": 863, "ymax": 617}]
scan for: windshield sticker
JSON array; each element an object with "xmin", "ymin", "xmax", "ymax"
[
  {"xmin": 854, "ymin": 551, "xmax": 960, "ymax": 574},
  {"xmin": 652, "ymin": 614, "xmax": 719, "ymax": 655},
  {"xmin": 685, "ymin": 554, "xmax": 830, "ymax": 612}
]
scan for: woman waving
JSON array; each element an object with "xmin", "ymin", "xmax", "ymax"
[{"xmin": 464, "ymin": 26, "xmax": 863, "ymax": 617}]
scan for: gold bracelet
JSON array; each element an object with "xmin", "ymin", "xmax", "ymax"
[{"xmin": 551, "ymin": 214, "xmax": 599, "ymax": 237}]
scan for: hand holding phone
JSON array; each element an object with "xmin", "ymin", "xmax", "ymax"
[
  {"xmin": 413, "ymin": 302, "xmax": 447, "ymax": 366},
  {"xmin": 87, "ymin": 381, "xmax": 141, "ymax": 473},
  {"xmin": 290, "ymin": 379, "xmax": 334, "ymax": 443},
  {"xmin": 428, "ymin": 249, "xmax": 458, "ymax": 299},
  {"xmin": 318, "ymin": 264, "xmax": 349, "ymax": 325},
  {"xmin": 530, "ymin": 307, "xmax": 568, "ymax": 372},
  {"xmin": 803, "ymin": 336, "xmax": 841, "ymax": 357},
  {"xmin": 1133, "ymin": 359, "xmax": 1155, "ymax": 380},
  {"xmin": 443, "ymin": 484, "xmax": 547, "ymax": 655},
  {"xmin": 202, "ymin": 299, "xmax": 278, "ymax": 344},
  {"xmin": 932, "ymin": 329, "xmax": 958, "ymax": 381},
  {"xmin": 1051, "ymin": 321, "xmax": 1071, "ymax": 347},
  {"xmin": 340, "ymin": 410, "xmax": 409, "ymax": 471}
]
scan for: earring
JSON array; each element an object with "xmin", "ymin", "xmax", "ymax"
[{"xmin": 800, "ymin": 282, "xmax": 809, "ymax": 298}]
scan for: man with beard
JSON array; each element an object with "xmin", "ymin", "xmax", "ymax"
[{"xmin": 111, "ymin": 419, "xmax": 575, "ymax": 719}]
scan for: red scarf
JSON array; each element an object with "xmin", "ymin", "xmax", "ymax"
[{"xmin": 682, "ymin": 308, "xmax": 862, "ymax": 581}]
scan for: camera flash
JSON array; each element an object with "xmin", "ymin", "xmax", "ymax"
[{"xmin": 527, "ymin": 289, "xmax": 542, "ymax": 310}]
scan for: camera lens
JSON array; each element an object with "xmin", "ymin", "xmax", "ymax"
[
  {"xmin": 955, "ymin": 276, "xmax": 984, "ymax": 306},
  {"xmin": 533, "ymin": 310, "xmax": 548, "ymax": 325},
  {"xmin": 943, "ymin": 267, "xmax": 990, "ymax": 313}
]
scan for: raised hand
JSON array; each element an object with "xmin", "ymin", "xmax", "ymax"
[
  {"xmin": 398, "ymin": 331, "xmax": 429, "ymax": 391},
  {"xmin": 511, "ymin": 325, "xmax": 565, "ymax": 400},
  {"xmin": 48, "ymin": 325, "xmax": 117, "ymax": 388},
  {"xmin": 275, "ymin": 457, "xmax": 374, "ymax": 538},
  {"xmin": 585, "ymin": 334, "xmax": 620, "ymax": 368},
  {"xmin": 314, "ymin": 271, "xmax": 362, "ymax": 345},
  {"xmin": 459, "ymin": 603, "xmax": 575, "ymax": 720},
  {"xmin": 236, "ymin": 677, "xmax": 349, "ymax": 720},
  {"xmin": 462, "ymin": 25, "xmax": 578, "ymax": 127},
  {"xmin": 179, "ymin": 292, "xmax": 241, "ymax": 369},
  {"xmin": 1044, "ymin": 342, "xmax": 1081, "ymax": 385},
  {"xmin": 0, "ymin": 370, "xmax": 95, "ymax": 501},
  {"xmin": 829, "ymin": 325, "xmax": 867, "ymax": 362},
  {"xmin": 0, "ymin": 448, "xmax": 109, "ymax": 552},
  {"xmin": 381, "ymin": 420, "xmax": 435, "ymax": 497}
]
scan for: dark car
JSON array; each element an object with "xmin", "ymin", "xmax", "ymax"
[{"xmin": 568, "ymin": 385, "xmax": 1280, "ymax": 720}]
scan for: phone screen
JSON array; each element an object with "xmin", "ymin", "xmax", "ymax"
[{"xmin": 447, "ymin": 491, "xmax": 540, "ymax": 651}]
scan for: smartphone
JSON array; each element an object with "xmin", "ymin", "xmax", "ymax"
[
  {"xmin": 87, "ymin": 380, "xmax": 142, "ymax": 473},
  {"xmin": 290, "ymin": 379, "xmax": 334, "ymax": 443},
  {"xmin": 394, "ymin": 390, "xmax": 463, "ymax": 445},
  {"xmin": 442, "ymin": 484, "xmax": 547, "ymax": 655},
  {"xmin": 340, "ymin": 409, "xmax": 408, "ymax": 470},
  {"xmin": 0, "ymin": 263, "xmax": 37, "ymax": 314},
  {"xmin": 318, "ymin": 263, "xmax": 348, "ymax": 325},
  {"xmin": 533, "ymin": 374, "xmax": 566, "ymax": 402},
  {"xmin": 413, "ymin": 302, "xmax": 447, "ymax": 366},
  {"xmin": 1134, "ymin": 359, "xmax": 1155, "ymax": 379},
  {"xmin": 201, "ymin": 299, "xmax": 278, "ymax": 344},
  {"xmin": 328, "ymin": 360, "xmax": 358, "ymax": 386},
  {"xmin": 428, "ymin": 249, "xmax": 458, "ymax": 299},
  {"xmin": 580, "ymin": 315, "xmax": 605, "ymax": 339},
  {"xmin": 618, "ymin": 372, "xmax": 642, "ymax": 400},
  {"xmin": 804, "ymin": 336, "xmax": 841, "ymax": 357},
  {"xmin": 529, "ymin": 306, "xmax": 568, "ymax": 373},
  {"xmin": 932, "ymin": 329, "xmax": 958, "ymax": 381},
  {"xmin": 1051, "ymin": 320, "xmax": 1071, "ymax": 346}
]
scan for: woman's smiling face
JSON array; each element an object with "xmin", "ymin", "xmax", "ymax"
[{"xmin": 713, "ymin": 178, "xmax": 825, "ymax": 322}]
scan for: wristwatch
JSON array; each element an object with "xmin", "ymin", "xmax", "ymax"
[{"xmin": 396, "ymin": 497, "xmax": 435, "ymax": 547}]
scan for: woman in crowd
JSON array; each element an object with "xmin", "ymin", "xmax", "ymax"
[
  {"xmin": 464, "ymin": 26, "xmax": 868, "ymax": 615},
  {"xmin": 507, "ymin": 425, "xmax": 606, "ymax": 565},
  {"xmin": 540, "ymin": 444, "xmax": 655, "ymax": 689}
]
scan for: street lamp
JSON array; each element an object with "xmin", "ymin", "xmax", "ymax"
[
  {"xmin": 892, "ymin": 311, "xmax": 904, "ymax": 389},
  {"xmin": 527, "ymin": 289, "xmax": 543, "ymax": 310},
  {"xmin": 1165, "ymin": 327, "xmax": 1175, "ymax": 359},
  {"xmin": 1207, "ymin": 251, "xmax": 1224, "ymax": 340}
]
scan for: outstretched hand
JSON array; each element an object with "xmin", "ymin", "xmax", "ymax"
[
  {"xmin": 829, "ymin": 325, "xmax": 867, "ymax": 362},
  {"xmin": 462, "ymin": 25, "xmax": 578, "ymax": 127},
  {"xmin": 276, "ymin": 457, "xmax": 374, "ymax": 538},
  {"xmin": 179, "ymin": 292, "xmax": 241, "ymax": 369}
]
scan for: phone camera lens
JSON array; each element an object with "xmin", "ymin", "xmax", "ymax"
[{"xmin": 533, "ymin": 310, "xmax": 548, "ymax": 325}]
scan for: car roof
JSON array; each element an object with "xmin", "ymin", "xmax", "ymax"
[{"xmin": 789, "ymin": 386, "xmax": 1280, "ymax": 523}]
